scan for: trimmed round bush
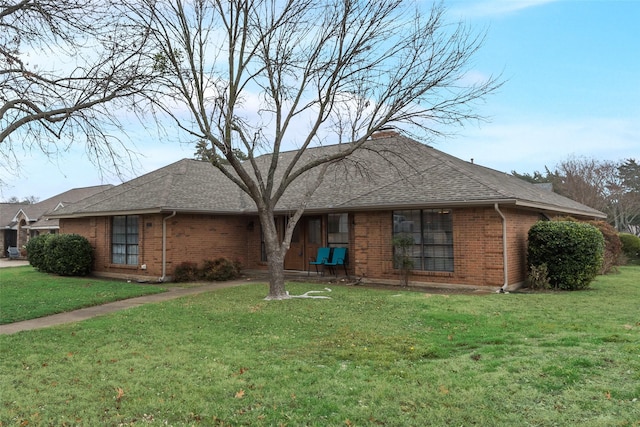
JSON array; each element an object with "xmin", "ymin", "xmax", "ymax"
[
  {"xmin": 554, "ymin": 217, "xmax": 622, "ymax": 273},
  {"xmin": 619, "ymin": 233, "xmax": 640, "ymax": 263},
  {"xmin": 528, "ymin": 220, "xmax": 604, "ymax": 290},
  {"xmin": 45, "ymin": 234, "xmax": 94, "ymax": 276},
  {"xmin": 25, "ymin": 233, "xmax": 54, "ymax": 271},
  {"xmin": 28, "ymin": 234, "xmax": 94, "ymax": 276}
]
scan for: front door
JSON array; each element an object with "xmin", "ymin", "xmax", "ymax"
[{"xmin": 284, "ymin": 216, "xmax": 323, "ymax": 271}]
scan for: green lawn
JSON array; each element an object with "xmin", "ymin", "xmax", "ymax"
[
  {"xmin": 1, "ymin": 267, "xmax": 639, "ymax": 426},
  {"xmin": 0, "ymin": 266, "xmax": 166, "ymax": 324}
]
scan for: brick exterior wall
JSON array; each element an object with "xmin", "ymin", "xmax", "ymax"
[
  {"xmin": 503, "ymin": 208, "xmax": 546, "ymax": 285},
  {"xmin": 350, "ymin": 207, "xmax": 543, "ymax": 288},
  {"xmin": 61, "ymin": 207, "xmax": 545, "ymax": 287},
  {"xmin": 61, "ymin": 213, "xmax": 253, "ymax": 281}
]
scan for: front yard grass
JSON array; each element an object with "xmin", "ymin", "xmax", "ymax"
[
  {"xmin": 0, "ymin": 267, "xmax": 638, "ymax": 425},
  {"xmin": 0, "ymin": 266, "xmax": 166, "ymax": 324}
]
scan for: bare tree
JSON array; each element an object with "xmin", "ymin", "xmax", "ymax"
[
  {"xmin": 2, "ymin": 195, "xmax": 38, "ymax": 203},
  {"xmin": 0, "ymin": 0, "xmax": 156, "ymax": 174},
  {"xmin": 544, "ymin": 156, "xmax": 640, "ymax": 234},
  {"xmin": 550, "ymin": 156, "xmax": 612, "ymax": 214},
  {"xmin": 614, "ymin": 159, "xmax": 640, "ymax": 234},
  {"xmin": 134, "ymin": 0, "xmax": 501, "ymax": 299}
]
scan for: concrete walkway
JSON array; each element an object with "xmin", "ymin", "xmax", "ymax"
[
  {"xmin": 0, "ymin": 258, "xmax": 29, "ymax": 268},
  {"xmin": 0, "ymin": 278, "xmax": 257, "ymax": 335}
]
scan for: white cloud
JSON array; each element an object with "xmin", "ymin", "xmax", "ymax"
[
  {"xmin": 439, "ymin": 116, "xmax": 640, "ymax": 173},
  {"xmin": 447, "ymin": 0, "xmax": 559, "ymax": 19}
]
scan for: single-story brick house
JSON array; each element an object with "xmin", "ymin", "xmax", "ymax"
[
  {"xmin": 1, "ymin": 185, "xmax": 112, "ymax": 257},
  {"xmin": 49, "ymin": 131, "xmax": 605, "ymax": 289}
]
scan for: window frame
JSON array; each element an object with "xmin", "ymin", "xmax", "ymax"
[
  {"xmin": 392, "ymin": 209, "xmax": 454, "ymax": 272},
  {"xmin": 111, "ymin": 215, "xmax": 139, "ymax": 265}
]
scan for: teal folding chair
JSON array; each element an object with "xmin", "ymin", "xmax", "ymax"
[
  {"xmin": 308, "ymin": 247, "xmax": 330, "ymax": 276},
  {"xmin": 324, "ymin": 247, "xmax": 348, "ymax": 278}
]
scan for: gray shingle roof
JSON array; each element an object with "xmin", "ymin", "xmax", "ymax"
[
  {"xmin": 50, "ymin": 134, "xmax": 605, "ymax": 219},
  {"xmin": 0, "ymin": 203, "xmax": 28, "ymax": 228},
  {"xmin": 1, "ymin": 185, "xmax": 114, "ymax": 228}
]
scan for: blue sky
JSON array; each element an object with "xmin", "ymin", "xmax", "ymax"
[{"xmin": 1, "ymin": 0, "xmax": 639, "ymax": 201}]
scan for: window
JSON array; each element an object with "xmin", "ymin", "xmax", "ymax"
[
  {"xmin": 392, "ymin": 209, "xmax": 453, "ymax": 272},
  {"xmin": 327, "ymin": 213, "xmax": 349, "ymax": 247},
  {"xmin": 308, "ymin": 218, "xmax": 321, "ymax": 245},
  {"xmin": 112, "ymin": 216, "xmax": 139, "ymax": 265}
]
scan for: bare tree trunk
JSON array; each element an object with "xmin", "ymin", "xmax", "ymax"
[
  {"xmin": 259, "ymin": 209, "xmax": 290, "ymax": 300},
  {"xmin": 265, "ymin": 249, "xmax": 288, "ymax": 300}
]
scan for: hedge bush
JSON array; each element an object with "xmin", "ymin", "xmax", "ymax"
[
  {"xmin": 528, "ymin": 220, "xmax": 604, "ymax": 290},
  {"xmin": 24, "ymin": 234, "xmax": 53, "ymax": 271},
  {"xmin": 25, "ymin": 233, "xmax": 94, "ymax": 276},
  {"xmin": 173, "ymin": 258, "xmax": 242, "ymax": 282},
  {"xmin": 553, "ymin": 217, "xmax": 622, "ymax": 274},
  {"xmin": 619, "ymin": 233, "xmax": 640, "ymax": 263}
]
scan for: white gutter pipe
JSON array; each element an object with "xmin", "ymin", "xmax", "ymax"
[
  {"xmin": 159, "ymin": 211, "xmax": 177, "ymax": 282},
  {"xmin": 494, "ymin": 203, "xmax": 509, "ymax": 293}
]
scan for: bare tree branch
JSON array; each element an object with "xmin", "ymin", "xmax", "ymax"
[
  {"xmin": 0, "ymin": 0, "xmax": 158, "ymax": 176},
  {"xmin": 131, "ymin": 0, "xmax": 502, "ymax": 298}
]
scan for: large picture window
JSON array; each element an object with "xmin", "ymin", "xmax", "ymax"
[
  {"xmin": 112, "ymin": 215, "xmax": 139, "ymax": 265},
  {"xmin": 393, "ymin": 209, "xmax": 453, "ymax": 272}
]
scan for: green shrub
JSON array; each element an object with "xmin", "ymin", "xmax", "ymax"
[
  {"xmin": 173, "ymin": 262, "xmax": 201, "ymax": 282},
  {"xmin": 27, "ymin": 234, "xmax": 93, "ymax": 276},
  {"xmin": 202, "ymin": 258, "xmax": 241, "ymax": 281},
  {"xmin": 554, "ymin": 217, "xmax": 622, "ymax": 274},
  {"xmin": 25, "ymin": 234, "xmax": 54, "ymax": 271},
  {"xmin": 528, "ymin": 221, "xmax": 604, "ymax": 290},
  {"xmin": 619, "ymin": 233, "xmax": 640, "ymax": 264},
  {"xmin": 43, "ymin": 234, "xmax": 94, "ymax": 276}
]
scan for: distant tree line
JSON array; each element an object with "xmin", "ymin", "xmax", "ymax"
[
  {"xmin": 513, "ymin": 157, "xmax": 640, "ymax": 235},
  {"xmin": 2, "ymin": 196, "xmax": 39, "ymax": 204}
]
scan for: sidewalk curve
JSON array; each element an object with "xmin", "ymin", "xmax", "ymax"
[{"xmin": 0, "ymin": 279, "xmax": 256, "ymax": 335}]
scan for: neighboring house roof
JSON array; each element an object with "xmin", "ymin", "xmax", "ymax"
[
  {"xmin": 0, "ymin": 203, "xmax": 29, "ymax": 229},
  {"xmin": 2, "ymin": 185, "xmax": 114, "ymax": 229},
  {"xmin": 49, "ymin": 134, "xmax": 606, "ymax": 219}
]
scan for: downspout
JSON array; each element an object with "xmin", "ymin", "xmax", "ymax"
[
  {"xmin": 494, "ymin": 203, "xmax": 509, "ymax": 293},
  {"xmin": 159, "ymin": 211, "xmax": 177, "ymax": 282}
]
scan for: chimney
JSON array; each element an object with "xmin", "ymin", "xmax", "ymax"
[{"xmin": 371, "ymin": 126, "xmax": 399, "ymax": 139}]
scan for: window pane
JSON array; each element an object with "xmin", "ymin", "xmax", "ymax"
[
  {"xmin": 113, "ymin": 216, "xmax": 126, "ymax": 230},
  {"xmin": 328, "ymin": 213, "xmax": 348, "ymax": 245}
]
